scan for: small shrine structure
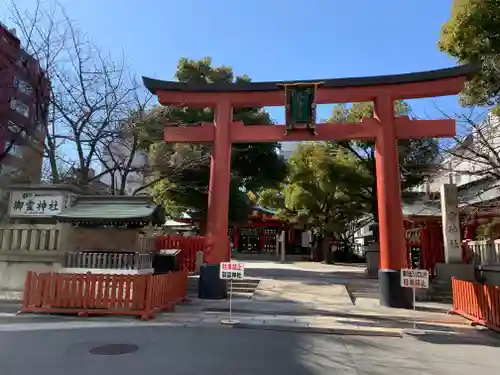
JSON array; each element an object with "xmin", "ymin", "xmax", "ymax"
[{"xmin": 0, "ymin": 184, "xmax": 163, "ymax": 299}]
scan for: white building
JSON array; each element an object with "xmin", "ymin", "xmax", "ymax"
[
  {"xmin": 353, "ymin": 110, "xmax": 500, "ymax": 248},
  {"xmin": 100, "ymin": 138, "xmax": 148, "ymax": 196},
  {"xmin": 280, "ymin": 141, "xmax": 299, "ymax": 160},
  {"xmin": 412, "ymin": 111, "xmax": 500, "ymax": 196}
]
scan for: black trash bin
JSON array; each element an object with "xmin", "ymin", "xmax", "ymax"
[
  {"xmin": 198, "ymin": 263, "xmax": 228, "ymax": 299},
  {"xmin": 153, "ymin": 249, "xmax": 181, "ymax": 274}
]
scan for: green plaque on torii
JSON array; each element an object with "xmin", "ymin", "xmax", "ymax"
[{"xmin": 282, "ymin": 82, "xmax": 323, "ymax": 136}]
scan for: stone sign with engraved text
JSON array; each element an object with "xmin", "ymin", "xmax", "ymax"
[
  {"xmin": 440, "ymin": 183, "xmax": 462, "ymax": 263},
  {"xmin": 9, "ymin": 191, "xmax": 64, "ymax": 217}
]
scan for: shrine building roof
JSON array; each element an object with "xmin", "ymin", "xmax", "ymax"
[
  {"xmin": 143, "ymin": 64, "xmax": 478, "ymax": 94},
  {"xmin": 254, "ymin": 205, "xmax": 276, "ymax": 215},
  {"xmin": 402, "ymin": 197, "xmax": 441, "ymax": 217},
  {"xmin": 53, "ymin": 196, "xmax": 164, "ymax": 224}
]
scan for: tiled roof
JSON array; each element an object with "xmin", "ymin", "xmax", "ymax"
[
  {"xmin": 254, "ymin": 205, "xmax": 276, "ymax": 215},
  {"xmin": 53, "ymin": 196, "xmax": 162, "ymax": 222}
]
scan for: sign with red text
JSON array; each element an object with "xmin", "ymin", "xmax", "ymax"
[
  {"xmin": 220, "ymin": 262, "xmax": 245, "ymax": 280},
  {"xmin": 400, "ymin": 269, "xmax": 429, "ymax": 289}
]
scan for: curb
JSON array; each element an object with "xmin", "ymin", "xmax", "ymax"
[
  {"xmin": 233, "ymin": 322, "xmax": 403, "ymax": 337},
  {"xmin": 203, "ymin": 308, "xmax": 470, "ymax": 326},
  {"xmin": 0, "ymin": 313, "xmax": 18, "ymax": 318}
]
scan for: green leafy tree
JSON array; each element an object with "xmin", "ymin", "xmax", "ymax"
[
  {"xmin": 328, "ymin": 101, "xmax": 439, "ymax": 226},
  {"xmin": 138, "ymin": 57, "xmax": 287, "ymax": 226},
  {"xmin": 259, "ymin": 142, "xmax": 369, "ymax": 261},
  {"xmin": 439, "ymin": 0, "xmax": 500, "ymax": 110}
]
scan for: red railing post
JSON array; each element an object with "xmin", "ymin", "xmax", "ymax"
[
  {"xmin": 452, "ymin": 277, "xmax": 500, "ymax": 333},
  {"xmin": 140, "ymin": 274, "xmax": 154, "ymax": 320},
  {"xmin": 154, "ymin": 235, "xmax": 207, "ymax": 272},
  {"xmin": 21, "ymin": 271, "xmax": 34, "ymax": 312}
]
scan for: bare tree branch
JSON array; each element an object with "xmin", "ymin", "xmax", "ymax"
[{"xmin": 5, "ymin": 0, "xmax": 146, "ymax": 188}]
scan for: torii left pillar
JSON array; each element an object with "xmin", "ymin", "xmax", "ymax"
[{"xmin": 204, "ymin": 99, "xmax": 233, "ymax": 264}]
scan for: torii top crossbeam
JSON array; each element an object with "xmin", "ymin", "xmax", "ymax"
[
  {"xmin": 144, "ymin": 64, "xmax": 476, "ymax": 106},
  {"xmin": 142, "ymin": 64, "xmax": 477, "ymax": 309},
  {"xmin": 143, "ymin": 64, "xmax": 478, "ymax": 143}
]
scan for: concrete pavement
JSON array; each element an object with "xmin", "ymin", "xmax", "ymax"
[
  {"xmin": 0, "ymin": 261, "xmax": 498, "ymax": 374},
  {"xmin": 0, "ymin": 261, "xmax": 475, "ymax": 337},
  {"xmin": 1, "ymin": 324, "xmax": 499, "ymax": 374},
  {"xmin": 180, "ymin": 260, "xmax": 471, "ymax": 336}
]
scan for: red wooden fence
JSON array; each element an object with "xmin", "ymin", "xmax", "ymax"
[
  {"xmin": 451, "ymin": 278, "xmax": 500, "ymax": 332},
  {"xmin": 21, "ymin": 271, "xmax": 188, "ymax": 320},
  {"xmin": 156, "ymin": 235, "xmax": 205, "ymax": 272}
]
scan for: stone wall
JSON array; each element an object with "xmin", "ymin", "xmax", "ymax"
[
  {"xmin": 0, "ymin": 224, "xmax": 67, "ymax": 300},
  {"xmin": 67, "ymin": 227, "xmax": 154, "ymax": 252},
  {"xmin": 0, "ymin": 223, "xmax": 156, "ymax": 300},
  {"xmin": 0, "ymin": 252, "xmax": 64, "ymax": 300}
]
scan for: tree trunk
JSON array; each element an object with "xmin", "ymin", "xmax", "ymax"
[
  {"xmin": 322, "ymin": 237, "xmax": 332, "ymax": 264},
  {"xmin": 312, "ymin": 236, "xmax": 323, "ymax": 262}
]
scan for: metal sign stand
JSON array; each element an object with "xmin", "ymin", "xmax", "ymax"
[
  {"xmin": 403, "ymin": 287, "xmax": 425, "ymax": 336},
  {"xmin": 221, "ymin": 253, "xmax": 239, "ymax": 326},
  {"xmin": 221, "ymin": 278, "xmax": 239, "ymax": 325}
]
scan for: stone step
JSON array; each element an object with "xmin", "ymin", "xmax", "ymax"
[
  {"xmin": 186, "ymin": 278, "xmax": 260, "ymax": 298},
  {"xmin": 228, "ymin": 283, "xmax": 260, "ymax": 289},
  {"xmin": 228, "ymin": 288, "xmax": 257, "ymax": 294},
  {"xmin": 228, "ymin": 291, "xmax": 253, "ymax": 299},
  {"xmin": 187, "ymin": 279, "xmax": 260, "ymax": 286},
  {"xmin": 231, "ymin": 279, "xmax": 260, "ymax": 285},
  {"xmin": 431, "ymin": 288, "xmax": 452, "ymax": 294}
]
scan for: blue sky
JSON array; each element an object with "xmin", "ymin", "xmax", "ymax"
[{"xmin": 2, "ymin": 0, "xmax": 465, "ymax": 123}]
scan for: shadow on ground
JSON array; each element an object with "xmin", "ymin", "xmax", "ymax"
[
  {"xmin": 0, "ymin": 325, "xmax": 369, "ymax": 375},
  {"xmin": 411, "ymin": 329, "xmax": 500, "ymax": 346},
  {"xmin": 244, "ymin": 266, "xmax": 372, "ymax": 286}
]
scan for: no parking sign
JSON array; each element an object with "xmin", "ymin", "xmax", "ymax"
[{"xmin": 400, "ymin": 269, "xmax": 429, "ymax": 289}]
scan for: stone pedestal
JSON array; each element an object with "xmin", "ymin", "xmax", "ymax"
[
  {"xmin": 364, "ymin": 243, "xmax": 380, "ymax": 278},
  {"xmin": 195, "ymin": 251, "xmax": 204, "ymax": 274},
  {"xmin": 198, "ymin": 264, "xmax": 228, "ymax": 299},
  {"xmin": 435, "ymin": 262, "xmax": 475, "ymax": 283}
]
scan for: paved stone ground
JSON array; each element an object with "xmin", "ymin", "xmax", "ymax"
[
  {"xmin": 184, "ymin": 261, "xmax": 470, "ymax": 334},
  {"xmin": 0, "ymin": 261, "xmax": 498, "ymax": 373},
  {"xmin": 0, "ymin": 324, "xmax": 499, "ymax": 374},
  {"xmin": 0, "ymin": 261, "xmax": 479, "ymax": 336}
]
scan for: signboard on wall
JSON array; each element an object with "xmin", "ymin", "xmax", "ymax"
[{"xmin": 9, "ymin": 191, "xmax": 64, "ymax": 217}]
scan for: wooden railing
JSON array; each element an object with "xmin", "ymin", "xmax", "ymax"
[
  {"xmin": 139, "ymin": 234, "xmax": 155, "ymax": 252},
  {"xmin": 0, "ymin": 224, "xmax": 60, "ymax": 252},
  {"xmin": 466, "ymin": 240, "xmax": 500, "ymax": 266},
  {"xmin": 21, "ymin": 270, "xmax": 188, "ymax": 320},
  {"xmin": 156, "ymin": 235, "xmax": 205, "ymax": 272},
  {"xmin": 451, "ymin": 278, "xmax": 500, "ymax": 332},
  {"xmin": 65, "ymin": 251, "xmax": 153, "ymax": 270}
]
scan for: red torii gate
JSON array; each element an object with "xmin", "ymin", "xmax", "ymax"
[{"xmin": 143, "ymin": 64, "xmax": 477, "ymax": 308}]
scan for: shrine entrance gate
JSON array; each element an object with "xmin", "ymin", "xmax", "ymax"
[{"xmin": 144, "ymin": 64, "xmax": 477, "ymax": 308}]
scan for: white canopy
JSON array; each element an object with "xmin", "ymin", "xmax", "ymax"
[{"xmin": 164, "ymin": 219, "xmax": 190, "ymax": 227}]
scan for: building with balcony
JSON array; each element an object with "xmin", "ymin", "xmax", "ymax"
[
  {"xmin": 411, "ymin": 111, "xmax": 500, "ymax": 204},
  {"xmin": 0, "ymin": 22, "xmax": 49, "ymax": 184}
]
